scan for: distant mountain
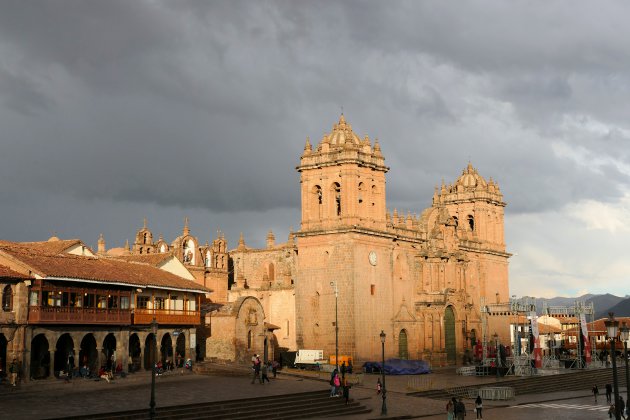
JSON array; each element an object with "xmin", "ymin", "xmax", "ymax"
[
  {"xmin": 526, "ymin": 293, "xmax": 626, "ymax": 319},
  {"xmin": 595, "ymin": 296, "xmax": 630, "ymax": 319}
]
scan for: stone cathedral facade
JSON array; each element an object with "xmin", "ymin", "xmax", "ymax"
[{"xmin": 210, "ymin": 115, "xmax": 511, "ymax": 365}]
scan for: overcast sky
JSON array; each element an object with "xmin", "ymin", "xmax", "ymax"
[{"xmin": 1, "ymin": 1, "xmax": 629, "ymax": 298}]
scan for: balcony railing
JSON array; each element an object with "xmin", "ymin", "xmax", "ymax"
[
  {"xmin": 133, "ymin": 308, "xmax": 200, "ymax": 325},
  {"xmin": 28, "ymin": 306, "xmax": 131, "ymax": 324}
]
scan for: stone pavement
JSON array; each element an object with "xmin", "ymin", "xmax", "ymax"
[{"xmin": 0, "ymin": 367, "xmax": 624, "ymax": 419}]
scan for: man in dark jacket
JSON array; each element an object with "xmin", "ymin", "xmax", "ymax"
[{"xmin": 455, "ymin": 397, "xmax": 466, "ymax": 419}]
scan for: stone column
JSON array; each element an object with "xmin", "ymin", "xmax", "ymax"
[
  {"xmin": 49, "ymin": 350, "xmax": 55, "ymax": 377},
  {"xmin": 138, "ymin": 336, "xmax": 145, "ymax": 371},
  {"xmin": 117, "ymin": 330, "xmax": 129, "ymax": 373},
  {"xmin": 96, "ymin": 347, "xmax": 103, "ymax": 372}
]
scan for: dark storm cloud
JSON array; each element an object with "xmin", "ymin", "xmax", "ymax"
[{"xmin": 1, "ymin": 0, "xmax": 630, "ymax": 260}]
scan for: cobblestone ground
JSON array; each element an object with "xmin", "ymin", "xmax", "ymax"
[{"xmin": 0, "ymin": 370, "xmax": 622, "ymax": 420}]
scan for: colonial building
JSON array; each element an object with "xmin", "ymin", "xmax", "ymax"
[
  {"xmin": 0, "ymin": 238, "xmax": 208, "ymax": 380},
  {"xmin": 211, "ymin": 115, "xmax": 511, "ymax": 365}
]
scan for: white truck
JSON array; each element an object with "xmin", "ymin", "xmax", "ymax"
[{"xmin": 294, "ymin": 349, "xmax": 325, "ymax": 370}]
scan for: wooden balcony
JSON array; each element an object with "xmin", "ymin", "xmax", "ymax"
[
  {"xmin": 28, "ymin": 306, "xmax": 131, "ymax": 325},
  {"xmin": 133, "ymin": 308, "xmax": 201, "ymax": 326}
]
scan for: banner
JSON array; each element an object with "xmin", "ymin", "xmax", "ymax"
[
  {"xmin": 530, "ymin": 311, "xmax": 542, "ymax": 368},
  {"xmin": 580, "ymin": 313, "xmax": 592, "ymax": 363}
]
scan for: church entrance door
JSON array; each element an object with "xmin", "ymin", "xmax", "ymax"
[{"xmin": 445, "ymin": 306, "xmax": 456, "ymax": 364}]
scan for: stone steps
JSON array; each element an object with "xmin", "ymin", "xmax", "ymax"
[
  {"xmin": 55, "ymin": 390, "xmax": 371, "ymax": 420},
  {"xmin": 410, "ymin": 367, "xmax": 628, "ymax": 400}
]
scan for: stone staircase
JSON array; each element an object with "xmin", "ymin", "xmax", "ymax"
[
  {"xmin": 410, "ymin": 366, "xmax": 628, "ymax": 400},
  {"xmin": 56, "ymin": 390, "xmax": 371, "ymax": 420}
]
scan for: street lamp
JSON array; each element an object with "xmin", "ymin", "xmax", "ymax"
[
  {"xmin": 330, "ymin": 281, "xmax": 339, "ymax": 372},
  {"xmin": 621, "ymin": 322, "xmax": 629, "ymax": 419},
  {"xmin": 380, "ymin": 330, "xmax": 387, "ymax": 416},
  {"xmin": 605, "ymin": 313, "xmax": 621, "ymax": 420},
  {"xmin": 150, "ymin": 317, "xmax": 158, "ymax": 419}
]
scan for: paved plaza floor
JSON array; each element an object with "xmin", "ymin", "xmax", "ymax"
[{"xmin": 0, "ymin": 368, "xmax": 625, "ymax": 419}]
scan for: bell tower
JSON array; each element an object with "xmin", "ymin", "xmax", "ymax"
[{"xmin": 296, "ymin": 114, "xmax": 389, "ymax": 232}]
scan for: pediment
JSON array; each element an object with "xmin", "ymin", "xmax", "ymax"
[{"xmin": 393, "ymin": 300, "xmax": 416, "ymax": 322}]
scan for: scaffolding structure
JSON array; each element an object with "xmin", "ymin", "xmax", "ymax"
[{"xmin": 542, "ymin": 300, "xmax": 595, "ymax": 369}]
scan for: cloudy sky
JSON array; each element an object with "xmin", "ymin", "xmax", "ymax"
[{"xmin": 1, "ymin": 1, "xmax": 629, "ymax": 298}]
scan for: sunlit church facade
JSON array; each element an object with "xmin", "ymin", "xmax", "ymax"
[{"xmin": 208, "ymin": 115, "xmax": 512, "ymax": 365}]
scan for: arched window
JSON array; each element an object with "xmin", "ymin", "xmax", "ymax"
[
  {"xmin": 143, "ymin": 233, "xmax": 148, "ymax": 244},
  {"xmin": 332, "ymin": 182, "xmax": 341, "ymax": 216},
  {"xmin": 467, "ymin": 215, "xmax": 474, "ymax": 231},
  {"xmin": 2, "ymin": 285, "xmax": 12, "ymax": 311},
  {"xmin": 247, "ymin": 330, "xmax": 252, "ymax": 349}
]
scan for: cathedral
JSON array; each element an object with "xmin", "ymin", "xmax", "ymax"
[{"xmin": 207, "ymin": 115, "xmax": 512, "ymax": 365}]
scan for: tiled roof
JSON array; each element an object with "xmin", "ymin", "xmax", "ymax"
[
  {"xmin": 0, "ymin": 264, "xmax": 31, "ymax": 279},
  {"xmin": 0, "ymin": 239, "xmax": 84, "ymax": 255},
  {"xmin": 0, "ymin": 247, "xmax": 209, "ymax": 293}
]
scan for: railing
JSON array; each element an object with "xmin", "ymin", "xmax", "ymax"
[
  {"xmin": 133, "ymin": 308, "xmax": 200, "ymax": 325},
  {"xmin": 28, "ymin": 306, "xmax": 131, "ymax": 324}
]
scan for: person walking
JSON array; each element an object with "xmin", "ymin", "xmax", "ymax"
[
  {"xmin": 330, "ymin": 371, "xmax": 340, "ymax": 397},
  {"xmin": 446, "ymin": 398, "xmax": 455, "ymax": 420},
  {"xmin": 377, "ymin": 378, "xmax": 382, "ymax": 395},
  {"xmin": 272, "ymin": 360, "xmax": 279, "ymax": 378},
  {"xmin": 261, "ymin": 361, "xmax": 270, "ymax": 383},
  {"xmin": 9, "ymin": 358, "xmax": 19, "ymax": 387},
  {"xmin": 475, "ymin": 395, "xmax": 483, "ymax": 419},
  {"xmin": 606, "ymin": 383, "xmax": 613, "ymax": 403},
  {"xmin": 342, "ymin": 375, "xmax": 351, "ymax": 405},
  {"xmin": 619, "ymin": 396, "xmax": 626, "ymax": 420},
  {"xmin": 593, "ymin": 385, "xmax": 600, "ymax": 403},
  {"xmin": 251, "ymin": 356, "xmax": 262, "ymax": 384}
]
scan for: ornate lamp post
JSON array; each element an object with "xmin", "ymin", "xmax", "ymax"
[
  {"xmin": 621, "ymin": 322, "xmax": 629, "ymax": 418},
  {"xmin": 330, "ymin": 281, "xmax": 339, "ymax": 372},
  {"xmin": 380, "ymin": 330, "xmax": 387, "ymax": 416},
  {"xmin": 150, "ymin": 317, "xmax": 158, "ymax": 419},
  {"xmin": 605, "ymin": 313, "xmax": 620, "ymax": 420}
]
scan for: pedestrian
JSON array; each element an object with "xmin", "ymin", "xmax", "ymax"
[
  {"xmin": 261, "ymin": 361, "xmax": 270, "ymax": 383},
  {"xmin": 607, "ymin": 354, "xmax": 612, "ymax": 368},
  {"xmin": 593, "ymin": 385, "xmax": 599, "ymax": 403},
  {"xmin": 475, "ymin": 395, "xmax": 483, "ymax": 419},
  {"xmin": 340, "ymin": 361, "xmax": 347, "ymax": 378},
  {"xmin": 610, "ymin": 403, "xmax": 616, "ymax": 419},
  {"xmin": 446, "ymin": 397, "xmax": 455, "ymax": 420},
  {"xmin": 272, "ymin": 360, "xmax": 279, "ymax": 378},
  {"xmin": 9, "ymin": 358, "xmax": 18, "ymax": 387},
  {"xmin": 606, "ymin": 383, "xmax": 613, "ymax": 403},
  {"xmin": 330, "ymin": 371, "xmax": 339, "ymax": 397},
  {"xmin": 332, "ymin": 372, "xmax": 341, "ymax": 396},
  {"xmin": 455, "ymin": 398, "xmax": 466, "ymax": 420},
  {"xmin": 348, "ymin": 359, "xmax": 353, "ymax": 374},
  {"xmin": 251, "ymin": 356, "xmax": 262, "ymax": 384},
  {"xmin": 376, "ymin": 378, "xmax": 382, "ymax": 395},
  {"xmin": 342, "ymin": 375, "xmax": 351, "ymax": 405},
  {"xmin": 619, "ymin": 396, "xmax": 626, "ymax": 420}
]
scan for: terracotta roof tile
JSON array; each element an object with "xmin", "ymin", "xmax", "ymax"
[
  {"xmin": 0, "ymin": 239, "xmax": 84, "ymax": 255},
  {"xmin": 0, "ymin": 264, "xmax": 31, "ymax": 279},
  {"xmin": 0, "ymin": 247, "xmax": 209, "ymax": 293}
]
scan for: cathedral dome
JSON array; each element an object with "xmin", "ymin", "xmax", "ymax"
[
  {"xmin": 455, "ymin": 163, "xmax": 487, "ymax": 189},
  {"xmin": 324, "ymin": 114, "xmax": 361, "ymax": 148}
]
